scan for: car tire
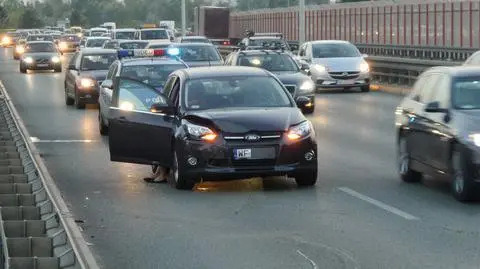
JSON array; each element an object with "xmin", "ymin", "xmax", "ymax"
[
  {"xmin": 172, "ymin": 150, "xmax": 196, "ymax": 190},
  {"xmin": 361, "ymin": 85, "xmax": 370, "ymax": 92},
  {"xmin": 74, "ymin": 88, "xmax": 85, "ymax": 109},
  {"xmin": 397, "ymin": 136, "xmax": 422, "ymax": 183},
  {"xmin": 451, "ymin": 145, "xmax": 478, "ymax": 202},
  {"xmin": 19, "ymin": 65, "xmax": 27, "ymax": 74},
  {"xmin": 65, "ymin": 87, "xmax": 74, "ymax": 105},
  {"xmin": 294, "ymin": 169, "xmax": 318, "ymax": 187},
  {"xmin": 303, "ymin": 106, "xmax": 315, "ymax": 115},
  {"xmin": 98, "ymin": 110, "xmax": 108, "ymax": 135}
]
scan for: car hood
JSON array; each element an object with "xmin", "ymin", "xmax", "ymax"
[
  {"xmin": 312, "ymin": 57, "xmax": 364, "ymax": 72},
  {"xmin": 78, "ymin": 70, "xmax": 108, "ymax": 82},
  {"xmin": 271, "ymin": 71, "xmax": 310, "ymax": 85},
  {"xmin": 184, "ymin": 107, "xmax": 305, "ymax": 134},
  {"xmin": 184, "ymin": 61, "xmax": 223, "ymax": 67},
  {"xmin": 23, "ymin": 52, "xmax": 59, "ymax": 58}
]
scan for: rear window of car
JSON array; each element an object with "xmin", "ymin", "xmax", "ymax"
[{"xmin": 61, "ymin": 35, "xmax": 80, "ymax": 42}]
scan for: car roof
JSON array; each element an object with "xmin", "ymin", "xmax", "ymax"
[
  {"xmin": 428, "ymin": 66, "xmax": 480, "ymax": 77},
  {"xmin": 113, "ymin": 28, "xmax": 136, "ymax": 32},
  {"xmin": 181, "ymin": 36, "xmax": 207, "ymax": 39},
  {"xmin": 87, "ymin": 36, "xmax": 110, "ymax": 39},
  {"xmin": 235, "ymin": 50, "xmax": 289, "ymax": 56},
  {"xmin": 249, "ymin": 36, "xmax": 282, "ymax": 40},
  {"xmin": 178, "ymin": 66, "xmax": 269, "ymax": 79},
  {"xmin": 80, "ymin": 48, "xmax": 117, "ymax": 55},
  {"xmin": 26, "ymin": 41, "xmax": 55, "ymax": 44},
  {"xmin": 121, "ymin": 57, "xmax": 187, "ymax": 67},
  {"xmin": 310, "ymin": 40, "xmax": 352, "ymax": 45},
  {"xmin": 169, "ymin": 42, "xmax": 214, "ymax": 47},
  {"xmin": 118, "ymin": 40, "xmax": 148, "ymax": 43}
]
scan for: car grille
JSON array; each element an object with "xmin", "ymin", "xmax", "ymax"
[
  {"xmin": 36, "ymin": 58, "xmax": 50, "ymax": 64},
  {"xmin": 329, "ymin": 71, "xmax": 360, "ymax": 80},
  {"xmin": 284, "ymin": 85, "xmax": 296, "ymax": 96}
]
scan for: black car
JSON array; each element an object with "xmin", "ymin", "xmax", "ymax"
[
  {"xmin": 58, "ymin": 34, "xmax": 81, "ymax": 53},
  {"xmin": 396, "ymin": 66, "xmax": 480, "ymax": 202},
  {"xmin": 65, "ymin": 48, "xmax": 118, "ymax": 109},
  {"xmin": 107, "ymin": 66, "xmax": 317, "ymax": 190},
  {"xmin": 19, "ymin": 41, "xmax": 62, "ymax": 73},
  {"xmin": 167, "ymin": 43, "xmax": 223, "ymax": 67},
  {"xmin": 225, "ymin": 49, "xmax": 315, "ymax": 114}
]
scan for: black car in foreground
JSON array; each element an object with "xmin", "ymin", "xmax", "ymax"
[
  {"xmin": 225, "ymin": 49, "xmax": 315, "ymax": 114},
  {"xmin": 396, "ymin": 66, "xmax": 480, "ymax": 202},
  {"xmin": 19, "ymin": 41, "xmax": 62, "ymax": 73},
  {"xmin": 107, "ymin": 66, "xmax": 318, "ymax": 190},
  {"xmin": 65, "ymin": 48, "xmax": 118, "ymax": 108}
]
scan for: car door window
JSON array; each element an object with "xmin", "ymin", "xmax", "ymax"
[
  {"xmin": 116, "ymin": 78, "xmax": 167, "ymax": 112},
  {"xmin": 414, "ymin": 73, "xmax": 440, "ymax": 103},
  {"xmin": 299, "ymin": 44, "xmax": 307, "ymax": 56},
  {"xmin": 170, "ymin": 80, "xmax": 181, "ymax": 107},
  {"xmin": 163, "ymin": 76, "xmax": 177, "ymax": 98},
  {"xmin": 106, "ymin": 63, "xmax": 117, "ymax": 80},
  {"xmin": 69, "ymin": 53, "xmax": 78, "ymax": 68},
  {"xmin": 430, "ymin": 74, "xmax": 451, "ymax": 109}
]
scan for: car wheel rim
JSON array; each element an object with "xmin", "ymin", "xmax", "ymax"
[
  {"xmin": 174, "ymin": 152, "xmax": 179, "ymax": 183},
  {"xmin": 452, "ymin": 152, "xmax": 464, "ymax": 194},
  {"xmin": 398, "ymin": 138, "xmax": 409, "ymax": 175}
]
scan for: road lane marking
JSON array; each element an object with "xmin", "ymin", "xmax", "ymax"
[
  {"xmin": 296, "ymin": 250, "xmax": 318, "ymax": 269},
  {"xmin": 30, "ymin": 137, "xmax": 96, "ymax": 143},
  {"xmin": 338, "ymin": 187, "xmax": 419, "ymax": 221}
]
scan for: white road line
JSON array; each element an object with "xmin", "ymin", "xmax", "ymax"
[
  {"xmin": 30, "ymin": 137, "xmax": 95, "ymax": 143},
  {"xmin": 338, "ymin": 187, "xmax": 419, "ymax": 221},
  {"xmin": 296, "ymin": 250, "xmax": 318, "ymax": 269}
]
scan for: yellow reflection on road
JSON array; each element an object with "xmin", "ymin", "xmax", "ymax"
[{"xmin": 194, "ymin": 177, "xmax": 264, "ymax": 192}]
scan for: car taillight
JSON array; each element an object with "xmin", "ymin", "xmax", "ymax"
[{"xmin": 223, "ymin": 41, "xmax": 230, "ymax": 45}]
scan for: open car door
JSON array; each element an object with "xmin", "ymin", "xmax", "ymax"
[{"xmin": 108, "ymin": 77, "xmax": 174, "ymax": 166}]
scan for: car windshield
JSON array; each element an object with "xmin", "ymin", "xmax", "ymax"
[
  {"xmin": 115, "ymin": 31, "xmax": 136, "ymax": 40},
  {"xmin": 237, "ymin": 54, "xmax": 299, "ymax": 72},
  {"xmin": 452, "ymin": 76, "xmax": 480, "ymax": 110},
  {"xmin": 91, "ymin": 31, "xmax": 106, "ymax": 37},
  {"xmin": 103, "ymin": 41, "xmax": 117, "ymax": 49},
  {"xmin": 121, "ymin": 64, "xmax": 185, "ymax": 88},
  {"xmin": 80, "ymin": 54, "xmax": 117, "ymax": 71},
  {"xmin": 119, "ymin": 41, "xmax": 148, "ymax": 49},
  {"xmin": 25, "ymin": 43, "xmax": 56, "ymax": 53},
  {"xmin": 86, "ymin": 39, "xmax": 108, "ymax": 47},
  {"xmin": 62, "ymin": 35, "xmax": 80, "ymax": 42},
  {"xmin": 174, "ymin": 46, "xmax": 221, "ymax": 61},
  {"xmin": 140, "ymin": 30, "xmax": 168, "ymax": 40},
  {"xmin": 312, "ymin": 43, "xmax": 361, "ymax": 58},
  {"xmin": 182, "ymin": 38, "xmax": 210, "ymax": 43},
  {"xmin": 249, "ymin": 38, "xmax": 284, "ymax": 47},
  {"xmin": 184, "ymin": 76, "xmax": 291, "ymax": 110},
  {"xmin": 27, "ymin": 35, "xmax": 54, "ymax": 42}
]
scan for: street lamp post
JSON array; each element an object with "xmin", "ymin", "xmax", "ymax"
[
  {"xmin": 181, "ymin": 0, "xmax": 186, "ymax": 36},
  {"xmin": 299, "ymin": 0, "xmax": 305, "ymax": 45}
]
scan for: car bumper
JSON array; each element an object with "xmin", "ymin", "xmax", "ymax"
[
  {"xmin": 176, "ymin": 135, "xmax": 318, "ymax": 181},
  {"xmin": 78, "ymin": 87, "xmax": 100, "ymax": 103},
  {"xmin": 24, "ymin": 62, "xmax": 61, "ymax": 70},
  {"xmin": 313, "ymin": 72, "xmax": 371, "ymax": 88}
]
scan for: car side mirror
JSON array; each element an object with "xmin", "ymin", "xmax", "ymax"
[
  {"xmin": 295, "ymin": 96, "xmax": 313, "ymax": 113},
  {"xmin": 424, "ymin": 101, "xmax": 448, "ymax": 113},
  {"xmin": 300, "ymin": 63, "xmax": 311, "ymax": 75},
  {"xmin": 101, "ymin": 79, "xmax": 113, "ymax": 89},
  {"xmin": 150, "ymin": 102, "xmax": 174, "ymax": 114}
]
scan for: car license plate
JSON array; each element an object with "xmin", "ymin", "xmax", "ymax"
[
  {"xmin": 37, "ymin": 64, "xmax": 48, "ymax": 67},
  {"xmin": 338, "ymin": 79, "xmax": 354, "ymax": 85},
  {"xmin": 233, "ymin": 149, "xmax": 252, "ymax": 160}
]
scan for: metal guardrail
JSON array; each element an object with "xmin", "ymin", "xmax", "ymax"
[{"xmin": 0, "ymin": 82, "xmax": 99, "ymax": 269}]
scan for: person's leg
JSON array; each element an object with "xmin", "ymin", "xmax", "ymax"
[{"xmin": 143, "ymin": 166, "xmax": 169, "ymax": 183}]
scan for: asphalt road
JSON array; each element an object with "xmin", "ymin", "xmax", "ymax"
[{"xmin": 1, "ymin": 47, "xmax": 480, "ymax": 269}]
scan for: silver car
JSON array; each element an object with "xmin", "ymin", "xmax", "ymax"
[{"xmin": 297, "ymin": 40, "xmax": 371, "ymax": 92}]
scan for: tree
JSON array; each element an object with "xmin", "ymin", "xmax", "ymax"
[
  {"xmin": 0, "ymin": 5, "xmax": 7, "ymax": 27},
  {"xmin": 18, "ymin": 5, "xmax": 43, "ymax": 28}
]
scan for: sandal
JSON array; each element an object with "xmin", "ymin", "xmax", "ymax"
[{"xmin": 143, "ymin": 176, "xmax": 168, "ymax": 183}]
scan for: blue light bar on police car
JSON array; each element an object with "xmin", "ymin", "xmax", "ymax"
[{"xmin": 118, "ymin": 48, "xmax": 180, "ymax": 58}]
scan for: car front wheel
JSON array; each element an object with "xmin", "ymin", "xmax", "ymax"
[
  {"xmin": 397, "ymin": 136, "xmax": 422, "ymax": 183},
  {"xmin": 294, "ymin": 169, "xmax": 318, "ymax": 187},
  {"xmin": 98, "ymin": 110, "xmax": 108, "ymax": 135},
  {"xmin": 172, "ymin": 151, "xmax": 196, "ymax": 190},
  {"xmin": 451, "ymin": 145, "xmax": 478, "ymax": 202}
]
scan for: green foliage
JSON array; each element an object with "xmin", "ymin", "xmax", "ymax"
[{"xmin": 18, "ymin": 5, "xmax": 43, "ymax": 28}]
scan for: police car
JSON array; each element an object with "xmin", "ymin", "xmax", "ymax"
[{"xmin": 98, "ymin": 48, "xmax": 188, "ymax": 135}]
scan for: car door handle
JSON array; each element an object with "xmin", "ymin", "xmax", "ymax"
[{"xmin": 117, "ymin": 116, "xmax": 127, "ymax": 123}]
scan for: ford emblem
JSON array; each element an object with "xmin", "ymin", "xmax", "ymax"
[{"xmin": 244, "ymin": 134, "xmax": 260, "ymax": 141}]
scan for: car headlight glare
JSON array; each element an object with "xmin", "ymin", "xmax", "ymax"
[
  {"xmin": 16, "ymin": 46, "xmax": 25, "ymax": 54},
  {"xmin": 299, "ymin": 80, "xmax": 315, "ymax": 92},
  {"xmin": 51, "ymin": 56, "xmax": 60, "ymax": 63},
  {"xmin": 79, "ymin": 78, "xmax": 96, "ymax": 88},
  {"xmin": 59, "ymin": 42, "xmax": 67, "ymax": 49},
  {"xmin": 287, "ymin": 121, "xmax": 312, "ymax": 141},
  {"xmin": 468, "ymin": 133, "xmax": 480, "ymax": 147},
  {"xmin": 186, "ymin": 123, "xmax": 217, "ymax": 141},
  {"xmin": 313, "ymin": 64, "xmax": 327, "ymax": 73},
  {"xmin": 23, "ymin": 57, "xmax": 33, "ymax": 64},
  {"xmin": 2, "ymin": 37, "xmax": 10, "ymax": 44},
  {"xmin": 119, "ymin": 101, "xmax": 135, "ymax": 111},
  {"xmin": 359, "ymin": 61, "xmax": 369, "ymax": 73}
]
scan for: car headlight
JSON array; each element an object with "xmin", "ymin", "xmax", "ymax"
[
  {"xmin": 468, "ymin": 133, "xmax": 480, "ymax": 147},
  {"xmin": 312, "ymin": 64, "xmax": 327, "ymax": 73},
  {"xmin": 119, "ymin": 101, "xmax": 135, "ymax": 111},
  {"xmin": 51, "ymin": 56, "xmax": 60, "ymax": 63},
  {"xmin": 79, "ymin": 78, "xmax": 96, "ymax": 88},
  {"xmin": 299, "ymin": 80, "xmax": 315, "ymax": 92},
  {"xmin": 186, "ymin": 122, "xmax": 217, "ymax": 142},
  {"xmin": 23, "ymin": 57, "xmax": 33, "ymax": 64},
  {"xmin": 359, "ymin": 61, "xmax": 369, "ymax": 73},
  {"xmin": 59, "ymin": 42, "xmax": 67, "ymax": 50},
  {"xmin": 2, "ymin": 37, "xmax": 10, "ymax": 44},
  {"xmin": 286, "ymin": 121, "xmax": 312, "ymax": 141},
  {"xmin": 15, "ymin": 46, "xmax": 25, "ymax": 54}
]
